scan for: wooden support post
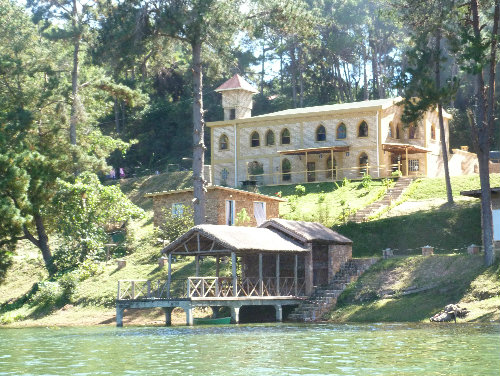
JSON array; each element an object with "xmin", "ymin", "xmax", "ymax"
[
  {"xmin": 185, "ymin": 306, "xmax": 193, "ymax": 326},
  {"xmin": 305, "ymin": 246, "xmax": 314, "ymax": 296},
  {"xmin": 259, "ymin": 253, "xmax": 263, "ymax": 296},
  {"xmin": 167, "ymin": 253, "xmax": 172, "ymax": 299},
  {"xmin": 275, "ymin": 254, "xmax": 280, "ymax": 296},
  {"xmin": 405, "ymin": 147, "xmax": 409, "ymax": 176},
  {"xmin": 147, "ymin": 280, "xmax": 151, "ymax": 299},
  {"xmin": 116, "ymin": 306, "xmax": 124, "ymax": 327},
  {"xmin": 117, "ymin": 280, "xmax": 121, "ymax": 300},
  {"xmin": 195, "ymin": 255, "xmax": 200, "ymax": 277},
  {"xmin": 305, "ymin": 151, "xmax": 308, "ymax": 182},
  {"xmin": 330, "ymin": 148, "xmax": 334, "ymax": 181},
  {"xmin": 232, "ymin": 252, "xmax": 238, "ymax": 297},
  {"xmin": 163, "ymin": 307, "xmax": 173, "ymax": 326},
  {"xmin": 230, "ymin": 306, "xmax": 240, "ymax": 324},
  {"xmin": 131, "ymin": 281, "xmax": 135, "ymax": 299},
  {"xmin": 216, "ymin": 256, "xmax": 220, "ymax": 277},
  {"xmin": 275, "ymin": 305, "xmax": 283, "ymax": 322},
  {"xmin": 294, "ymin": 254, "xmax": 298, "ymax": 296}
]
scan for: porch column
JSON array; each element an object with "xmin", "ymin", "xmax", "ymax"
[
  {"xmin": 275, "ymin": 254, "xmax": 280, "ymax": 296},
  {"xmin": 167, "ymin": 253, "xmax": 172, "ymax": 298},
  {"xmin": 405, "ymin": 147, "xmax": 409, "ymax": 176},
  {"xmin": 215, "ymin": 256, "xmax": 220, "ymax": 277},
  {"xmin": 232, "ymin": 252, "xmax": 237, "ymax": 297},
  {"xmin": 230, "ymin": 306, "xmax": 240, "ymax": 324},
  {"xmin": 195, "ymin": 255, "xmax": 200, "ymax": 277},
  {"xmin": 163, "ymin": 307, "xmax": 173, "ymax": 326},
  {"xmin": 116, "ymin": 306, "xmax": 124, "ymax": 327},
  {"xmin": 275, "ymin": 305, "xmax": 283, "ymax": 322},
  {"xmin": 305, "ymin": 245, "xmax": 314, "ymax": 296},
  {"xmin": 259, "ymin": 253, "xmax": 263, "ymax": 296},
  {"xmin": 330, "ymin": 148, "xmax": 334, "ymax": 181},
  {"xmin": 294, "ymin": 254, "xmax": 298, "ymax": 296},
  {"xmin": 305, "ymin": 151, "xmax": 308, "ymax": 181}
]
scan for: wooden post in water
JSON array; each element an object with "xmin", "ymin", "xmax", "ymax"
[
  {"xmin": 294, "ymin": 254, "xmax": 298, "ymax": 296},
  {"xmin": 232, "ymin": 252, "xmax": 237, "ymax": 297}
]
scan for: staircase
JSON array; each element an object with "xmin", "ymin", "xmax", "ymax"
[
  {"xmin": 287, "ymin": 258, "xmax": 378, "ymax": 322},
  {"xmin": 349, "ymin": 177, "xmax": 414, "ymax": 223}
]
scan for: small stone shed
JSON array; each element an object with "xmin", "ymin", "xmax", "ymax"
[
  {"xmin": 146, "ymin": 185, "xmax": 285, "ymax": 227},
  {"xmin": 461, "ymin": 187, "xmax": 500, "ymax": 244}
]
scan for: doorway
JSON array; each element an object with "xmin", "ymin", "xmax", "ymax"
[{"xmin": 307, "ymin": 162, "xmax": 316, "ymax": 182}]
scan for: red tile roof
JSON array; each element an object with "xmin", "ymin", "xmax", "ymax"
[{"xmin": 215, "ymin": 74, "xmax": 258, "ymax": 93}]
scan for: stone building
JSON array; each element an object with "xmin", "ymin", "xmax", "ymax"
[
  {"xmin": 208, "ymin": 74, "xmax": 456, "ymax": 187},
  {"xmin": 146, "ymin": 185, "xmax": 284, "ymax": 227},
  {"xmin": 461, "ymin": 187, "xmax": 500, "ymax": 245}
]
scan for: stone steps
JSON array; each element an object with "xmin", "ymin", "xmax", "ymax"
[
  {"xmin": 348, "ymin": 178, "xmax": 414, "ymax": 223},
  {"xmin": 288, "ymin": 258, "xmax": 378, "ymax": 322}
]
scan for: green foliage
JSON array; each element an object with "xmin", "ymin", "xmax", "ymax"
[
  {"xmin": 157, "ymin": 205, "xmax": 194, "ymax": 243},
  {"xmin": 235, "ymin": 208, "xmax": 251, "ymax": 226},
  {"xmin": 295, "ymin": 185, "xmax": 306, "ymax": 196},
  {"xmin": 30, "ymin": 282, "xmax": 63, "ymax": 308},
  {"xmin": 391, "ymin": 170, "xmax": 402, "ymax": 178},
  {"xmin": 50, "ymin": 172, "xmax": 144, "ymax": 267},
  {"xmin": 360, "ymin": 173, "xmax": 372, "ymax": 189}
]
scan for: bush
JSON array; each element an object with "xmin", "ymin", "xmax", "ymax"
[
  {"xmin": 360, "ymin": 173, "xmax": 372, "ymax": 189},
  {"xmin": 391, "ymin": 170, "xmax": 402, "ymax": 177},
  {"xmin": 158, "ymin": 204, "xmax": 194, "ymax": 243},
  {"xmin": 295, "ymin": 185, "xmax": 306, "ymax": 196},
  {"xmin": 31, "ymin": 282, "xmax": 63, "ymax": 307}
]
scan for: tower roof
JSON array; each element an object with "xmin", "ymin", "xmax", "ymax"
[{"xmin": 215, "ymin": 74, "xmax": 258, "ymax": 94}]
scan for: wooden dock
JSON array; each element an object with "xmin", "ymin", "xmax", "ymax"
[{"xmin": 116, "ymin": 277, "xmax": 305, "ymax": 326}]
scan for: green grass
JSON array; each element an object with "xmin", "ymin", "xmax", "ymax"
[
  {"xmin": 406, "ymin": 173, "xmax": 500, "ymax": 200},
  {"xmin": 329, "ymin": 254, "xmax": 498, "ymax": 322},
  {"xmin": 259, "ymin": 179, "xmax": 390, "ymax": 226},
  {"xmin": 335, "ymin": 201, "xmax": 481, "ymax": 257}
]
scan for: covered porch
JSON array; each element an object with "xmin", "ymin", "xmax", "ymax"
[{"xmin": 382, "ymin": 143, "xmax": 431, "ymax": 177}]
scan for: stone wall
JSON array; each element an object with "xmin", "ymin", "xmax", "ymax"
[
  {"xmin": 448, "ymin": 149, "xmax": 479, "ymax": 176},
  {"xmin": 151, "ymin": 188, "xmax": 281, "ymax": 227},
  {"xmin": 328, "ymin": 244, "xmax": 352, "ymax": 280}
]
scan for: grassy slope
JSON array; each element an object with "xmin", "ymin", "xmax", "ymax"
[
  {"xmin": 329, "ymin": 255, "xmax": 500, "ymax": 323},
  {"xmin": 1, "ymin": 172, "xmax": 499, "ymax": 325}
]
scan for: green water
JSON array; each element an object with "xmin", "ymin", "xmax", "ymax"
[{"xmin": 0, "ymin": 323, "xmax": 498, "ymax": 375}]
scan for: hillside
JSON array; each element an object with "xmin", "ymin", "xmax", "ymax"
[{"xmin": 1, "ymin": 172, "xmax": 499, "ymax": 326}]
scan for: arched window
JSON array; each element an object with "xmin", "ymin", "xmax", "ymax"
[
  {"xmin": 282, "ymin": 158, "xmax": 291, "ymax": 181},
  {"xmin": 316, "ymin": 125, "xmax": 326, "ymax": 141},
  {"xmin": 336, "ymin": 123, "xmax": 347, "ymax": 139},
  {"xmin": 388, "ymin": 122, "xmax": 393, "ymax": 138},
  {"xmin": 409, "ymin": 125, "xmax": 417, "ymax": 139},
  {"xmin": 359, "ymin": 153, "xmax": 368, "ymax": 175},
  {"xmin": 248, "ymin": 161, "xmax": 264, "ymax": 183},
  {"xmin": 431, "ymin": 124, "xmax": 436, "ymax": 140},
  {"xmin": 219, "ymin": 134, "xmax": 229, "ymax": 150},
  {"xmin": 250, "ymin": 131, "xmax": 260, "ymax": 147},
  {"xmin": 326, "ymin": 156, "xmax": 337, "ymax": 179},
  {"xmin": 265, "ymin": 130, "xmax": 275, "ymax": 146},
  {"xmin": 358, "ymin": 121, "xmax": 368, "ymax": 137},
  {"xmin": 220, "ymin": 168, "xmax": 229, "ymax": 185},
  {"xmin": 396, "ymin": 124, "xmax": 401, "ymax": 139},
  {"xmin": 281, "ymin": 128, "xmax": 291, "ymax": 144}
]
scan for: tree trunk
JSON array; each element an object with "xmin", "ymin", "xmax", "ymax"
[
  {"xmin": 34, "ymin": 212, "xmax": 54, "ymax": 274},
  {"xmin": 470, "ymin": 0, "xmax": 495, "ymax": 266},
  {"xmin": 261, "ymin": 41, "xmax": 265, "ymax": 96},
  {"xmin": 69, "ymin": 0, "xmax": 80, "ymax": 146},
  {"xmin": 434, "ymin": 29, "xmax": 453, "ymax": 205},
  {"xmin": 191, "ymin": 39, "xmax": 206, "ymax": 225},
  {"xmin": 114, "ymin": 98, "xmax": 120, "ymax": 134},
  {"xmin": 363, "ymin": 42, "xmax": 368, "ymax": 100},
  {"xmin": 290, "ymin": 42, "xmax": 297, "ymax": 108},
  {"xmin": 298, "ymin": 45, "xmax": 304, "ymax": 108}
]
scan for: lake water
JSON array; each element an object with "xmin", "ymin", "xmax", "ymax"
[{"xmin": 0, "ymin": 323, "xmax": 498, "ymax": 375}]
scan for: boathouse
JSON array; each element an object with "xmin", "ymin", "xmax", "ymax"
[{"xmin": 115, "ymin": 219, "xmax": 352, "ymax": 326}]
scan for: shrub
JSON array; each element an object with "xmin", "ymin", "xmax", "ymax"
[
  {"xmin": 295, "ymin": 185, "xmax": 306, "ymax": 196},
  {"xmin": 31, "ymin": 282, "xmax": 63, "ymax": 307},
  {"xmin": 235, "ymin": 208, "xmax": 251, "ymax": 226},
  {"xmin": 391, "ymin": 170, "xmax": 402, "ymax": 177},
  {"xmin": 360, "ymin": 173, "xmax": 372, "ymax": 189},
  {"xmin": 158, "ymin": 204, "xmax": 194, "ymax": 243}
]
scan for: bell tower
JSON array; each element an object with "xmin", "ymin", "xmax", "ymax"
[{"xmin": 215, "ymin": 74, "xmax": 258, "ymax": 120}]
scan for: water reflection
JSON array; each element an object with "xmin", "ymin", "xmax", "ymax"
[{"xmin": 0, "ymin": 323, "xmax": 498, "ymax": 375}]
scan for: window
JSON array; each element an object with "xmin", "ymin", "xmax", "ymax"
[
  {"xmin": 409, "ymin": 125, "xmax": 417, "ymax": 139},
  {"xmin": 316, "ymin": 125, "xmax": 326, "ymax": 141},
  {"xmin": 248, "ymin": 161, "xmax": 264, "ymax": 184},
  {"xmin": 396, "ymin": 124, "xmax": 401, "ymax": 139},
  {"xmin": 358, "ymin": 121, "xmax": 368, "ymax": 137},
  {"xmin": 388, "ymin": 122, "xmax": 393, "ymax": 138},
  {"xmin": 431, "ymin": 124, "xmax": 436, "ymax": 140},
  {"xmin": 229, "ymin": 108, "xmax": 236, "ymax": 120},
  {"xmin": 281, "ymin": 128, "xmax": 291, "ymax": 144},
  {"xmin": 409, "ymin": 159, "xmax": 419, "ymax": 172},
  {"xmin": 220, "ymin": 168, "xmax": 229, "ymax": 186},
  {"xmin": 282, "ymin": 158, "xmax": 291, "ymax": 181},
  {"xmin": 336, "ymin": 123, "xmax": 347, "ymax": 139},
  {"xmin": 253, "ymin": 202, "xmax": 267, "ymax": 226},
  {"xmin": 171, "ymin": 203, "xmax": 184, "ymax": 217},
  {"xmin": 250, "ymin": 131, "xmax": 260, "ymax": 147},
  {"xmin": 265, "ymin": 130, "xmax": 275, "ymax": 146},
  {"xmin": 219, "ymin": 134, "xmax": 229, "ymax": 150},
  {"xmin": 326, "ymin": 156, "xmax": 337, "ymax": 179},
  {"xmin": 225, "ymin": 200, "xmax": 235, "ymax": 226},
  {"xmin": 359, "ymin": 153, "xmax": 368, "ymax": 175}
]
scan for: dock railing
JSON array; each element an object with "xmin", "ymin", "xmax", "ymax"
[{"xmin": 118, "ymin": 277, "xmax": 305, "ymax": 300}]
